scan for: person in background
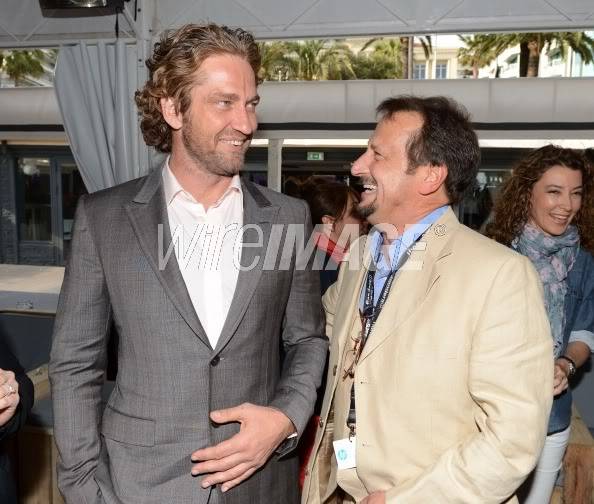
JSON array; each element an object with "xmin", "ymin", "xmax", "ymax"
[
  {"xmin": 298, "ymin": 177, "xmax": 364, "ymax": 294},
  {"xmin": 486, "ymin": 144, "xmax": 594, "ymax": 503},
  {"xmin": 0, "ymin": 336, "xmax": 34, "ymax": 504}
]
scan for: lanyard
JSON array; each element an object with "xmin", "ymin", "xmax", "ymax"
[{"xmin": 360, "ymin": 265, "xmax": 397, "ymax": 347}]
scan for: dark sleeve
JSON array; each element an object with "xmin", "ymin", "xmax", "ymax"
[
  {"xmin": 269, "ymin": 200, "xmax": 328, "ymax": 455},
  {"xmin": 0, "ymin": 337, "xmax": 34, "ymax": 440}
]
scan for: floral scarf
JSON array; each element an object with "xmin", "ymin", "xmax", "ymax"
[{"xmin": 512, "ymin": 223, "xmax": 580, "ymax": 357}]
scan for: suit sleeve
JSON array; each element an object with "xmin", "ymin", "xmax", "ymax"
[
  {"xmin": 0, "ymin": 338, "xmax": 34, "ymax": 441},
  {"xmin": 49, "ymin": 195, "xmax": 109, "ymax": 504},
  {"xmin": 269, "ymin": 200, "xmax": 328, "ymax": 455},
  {"xmin": 385, "ymin": 255, "xmax": 554, "ymax": 503}
]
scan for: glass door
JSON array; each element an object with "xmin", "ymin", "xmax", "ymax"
[{"xmin": 56, "ymin": 158, "xmax": 87, "ymax": 264}]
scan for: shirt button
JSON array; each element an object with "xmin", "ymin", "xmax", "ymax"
[
  {"xmin": 318, "ymin": 419, "xmax": 324, "ymax": 429},
  {"xmin": 332, "ymin": 365, "xmax": 338, "ymax": 376},
  {"xmin": 210, "ymin": 356, "xmax": 220, "ymax": 366}
]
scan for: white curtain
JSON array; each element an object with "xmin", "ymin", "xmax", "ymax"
[{"xmin": 54, "ymin": 40, "xmax": 148, "ymax": 193}]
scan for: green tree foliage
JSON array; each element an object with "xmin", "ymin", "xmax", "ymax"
[
  {"xmin": 355, "ymin": 38, "xmax": 402, "ymax": 79},
  {"xmin": 458, "ymin": 32, "xmax": 594, "ymax": 77},
  {"xmin": 0, "ymin": 48, "xmax": 56, "ymax": 87},
  {"xmin": 259, "ymin": 38, "xmax": 410, "ymax": 81},
  {"xmin": 362, "ymin": 36, "xmax": 431, "ymax": 79},
  {"xmin": 457, "ymin": 35, "xmax": 502, "ymax": 78}
]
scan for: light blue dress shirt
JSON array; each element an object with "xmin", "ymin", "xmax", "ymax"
[{"xmin": 361, "ymin": 205, "xmax": 449, "ymax": 307}]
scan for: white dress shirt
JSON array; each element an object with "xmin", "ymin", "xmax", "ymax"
[{"xmin": 162, "ymin": 160, "xmax": 243, "ymax": 349}]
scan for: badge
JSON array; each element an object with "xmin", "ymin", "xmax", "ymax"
[{"xmin": 333, "ymin": 436, "xmax": 357, "ymax": 469}]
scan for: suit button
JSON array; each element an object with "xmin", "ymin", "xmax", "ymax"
[
  {"xmin": 318, "ymin": 419, "xmax": 324, "ymax": 428},
  {"xmin": 210, "ymin": 356, "xmax": 220, "ymax": 366}
]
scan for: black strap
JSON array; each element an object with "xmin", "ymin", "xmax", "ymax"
[{"xmin": 346, "ymin": 267, "xmax": 397, "ymax": 432}]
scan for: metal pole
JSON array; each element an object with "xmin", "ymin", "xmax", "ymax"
[{"xmin": 267, "ymin": 138, "xmax": 283, "ymax": 192}]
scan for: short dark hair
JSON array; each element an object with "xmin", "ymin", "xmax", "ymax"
[
  {"xmin": 376, "ymin": 95, "xmax": 480, "ymax": 204},
  {"xmin": 296, "ymin": 177, "xmax": 360, "ymax": 225}
]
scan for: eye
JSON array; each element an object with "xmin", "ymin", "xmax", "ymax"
[
  {"xmin": 217, "ymin": 100, "xmax": 232, "ymax": 107},
  {"xmin": 547, "ymin": 190, "xmax": 560, "ymax": 194}
]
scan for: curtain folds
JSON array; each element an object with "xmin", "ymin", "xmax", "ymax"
[{"xmin": 54, "ymin": 41, "xmax": 147, "ymax": 193}]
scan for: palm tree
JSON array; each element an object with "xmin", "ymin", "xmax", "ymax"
[
  {"xmin": 0, "ymin": 49, "xmax": 46, "ymax": 86},
  {"xmin": 360, "ymin": 37, "xmax": 402, "ymax": 78},
  {"xmin": 258, "ymin": 41, "xmax": 296, "ymax": 81},
  {"xmin": 284, "ymin": 40, "xmax": 355, "ymax": 80},
  {"xmin": 457, "ymin": 35, "xmax": 503, "ymax": 78},
  {"xmin": 361, "ymin": 36, "xmax": 431, "ymax": 79},
  {"xmin": 463, "ymin": 32, "xmax": 594, "ymax": 77},
  {"xmin": 258, "ymin": 39, "xmax": 356, "ymax": 81},
  {"xmin": 399, "ymin": 36, "xmax": 432, "ymax": 79}
]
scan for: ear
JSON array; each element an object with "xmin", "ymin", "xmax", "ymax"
[
  {"xmin": 160, "ymin": 97, "xmax": 183, "ymax": 130},
  {"xmin": 419, "ymin": 164, "xmax": 448, "ymax": 196},
  {"xmin": 321, "ymin": 215, "xmax": 336, "ymax": 228}
]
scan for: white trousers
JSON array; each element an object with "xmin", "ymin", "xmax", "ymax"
[{"xmin": 522, "ymin": 426, "xmax": 571, "ymax": 504}]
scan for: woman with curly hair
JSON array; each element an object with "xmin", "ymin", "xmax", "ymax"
[{"xmin": 486, "ymin": 144, "xmax": 594, "ymax": 503}]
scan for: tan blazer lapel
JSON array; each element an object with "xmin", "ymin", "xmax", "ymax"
[
  {"xmin": 325, "ymin": 237, "xmax": 373, "ymax": 395},
  {"xmin": 358, "ymin": 209, "xmax": 459, "ymax": 363}
]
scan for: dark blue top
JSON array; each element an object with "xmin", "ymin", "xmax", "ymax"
[{"xmin": 548, "ymin": 248, "xmax": 594, "ymax": 434}]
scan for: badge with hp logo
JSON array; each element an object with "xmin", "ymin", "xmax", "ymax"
[{"xmin": 333, "ymin": 437, "xmax": 357, "ymax": 469}]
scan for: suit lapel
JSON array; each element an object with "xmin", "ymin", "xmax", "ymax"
[
  {"xmin": 358, "ymin": 209, "xmax": 459, "ymax": 363},
  {"xmin": 124, "ymin": 167, "xmax": 211, "ymax": 348},
  {"xmin": 327, "ymin": 237, "xmax": 373, "ymax": 394},
  {"xmin": 214, "ymin": 181, "xmax": 279, "ymax": 353}
]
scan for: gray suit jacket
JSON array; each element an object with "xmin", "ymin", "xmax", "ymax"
[{"xmin": 49, "ymin": 167, "xmax": 327, "ymax": 504}]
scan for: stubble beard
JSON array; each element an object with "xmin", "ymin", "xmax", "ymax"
[
  {"xmin": 355, "ymin": 199, "xmax": 376, "ymax": 220},
  {"xmin": 181, "ymin": 119, "xmax": 248, "ymax": 178}
]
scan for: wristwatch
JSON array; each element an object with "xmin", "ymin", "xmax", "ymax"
[{"xmin": 558, "ymin": 355, "xmax": 577, "ymax": 378}]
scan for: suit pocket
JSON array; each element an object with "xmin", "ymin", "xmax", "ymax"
[{"xmin": 101, "ymin": 405, "xmax": 155, "ymax": 446}]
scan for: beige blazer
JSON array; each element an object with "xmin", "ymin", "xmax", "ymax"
[{"xmin": 302, "ymin": 209, "xmax": 554, "ymax": 504}]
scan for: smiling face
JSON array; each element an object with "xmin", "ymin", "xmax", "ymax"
[
  {"xmin": 529, "ymin": 164, "xmax": 583, "ymax": 236},
  {"xmin": 350, "ymin": 111, "xmax": 426, "ymax": 229},
  {"xmin": 164, "ymin": 53, "xmax": 259, "ymax": 177}
]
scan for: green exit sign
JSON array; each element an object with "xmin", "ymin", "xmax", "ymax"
[{"xmin": 307, "ymin": 151, "xmax": 325, "ymax": 161}]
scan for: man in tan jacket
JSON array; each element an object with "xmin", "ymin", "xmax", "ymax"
[{"xmin": 302, "ymin": 95, "xmax": 553, "ymax": 504}]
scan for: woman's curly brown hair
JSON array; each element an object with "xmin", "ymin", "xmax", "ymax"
[
  {"xmin": 486, "ymin": 144, "xmax": 594, "ymax": 254},
  {"xmin": 134, "ymin": 24, "xmax": 261, "ymax": 153}
]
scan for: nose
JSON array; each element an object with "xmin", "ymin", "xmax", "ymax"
[
  {"xmin": 559, "ymin": 192, "xmax": 572, "ymax": 211},
  {"xmin": 232, "ymin": 106, "xmax": 256, "ymax": 136},
  {"xmin": 351, "ymin": 150, "xmax": 370, "ymax": 177}
]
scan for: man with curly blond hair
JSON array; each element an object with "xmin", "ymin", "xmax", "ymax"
[{"xmin": 50, "ymin": 23, "xmax": 327, "ymax": 504}]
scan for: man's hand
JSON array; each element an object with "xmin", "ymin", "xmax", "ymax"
[
  {"xmin": 0, "ymin": 369, "xmax": 20, "ymax": 428},
  {"xmin": 362, "ymin": 491, "xmax": 386, "ymax": 504},
  {"xmin": 191, "ymin": 403, "xmax": 295, "ymax": 492},
  {"xmin": 553, "ymin": 360, "xmax": 569, "ymax": 396}
]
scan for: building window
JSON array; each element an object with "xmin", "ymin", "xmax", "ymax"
[
  {"xmin": 413, "ymin": 63, "xmax": 426, "ymax": 79},
  {"xmin": 15, "ymin": 158, "xmax": 52, "ymax": 241},
  {"xmin": 8, "ymin": 150, "xmax": 88, "ymax": 265},
  {"xmin": 435, "ymin": 61, "xmax": 448, "ymax": 79}
]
